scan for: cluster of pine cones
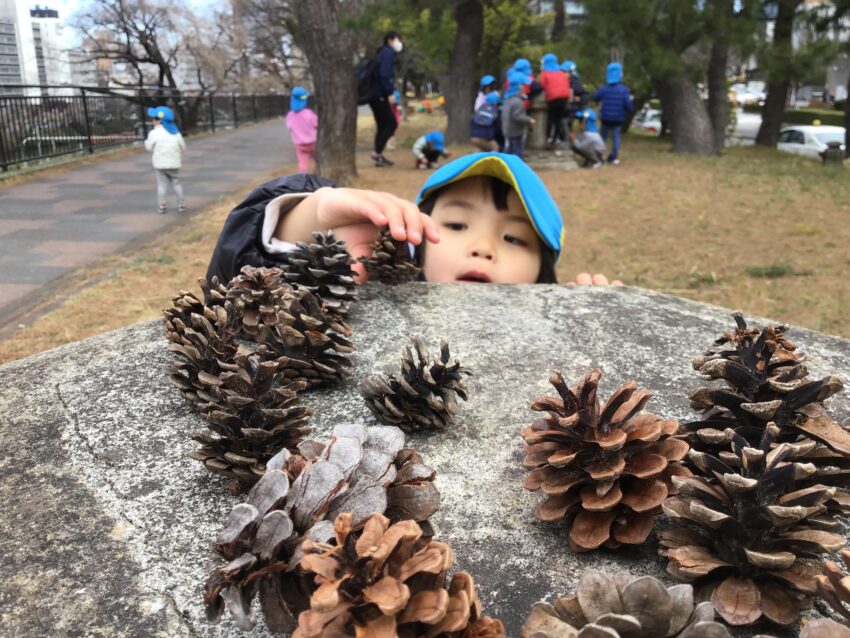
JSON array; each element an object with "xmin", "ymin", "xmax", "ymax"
[
  {"xmin": 164, "ymin": 231, "xmax": 499, "ymax": 635},
  {"xmin": 521, "ymin": 312, "xmax": 850, "ymax": 635}
]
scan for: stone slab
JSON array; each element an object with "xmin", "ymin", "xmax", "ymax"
[{"xmin": 1, "ymin": 284, "xmax": 849, "ymax": 637}]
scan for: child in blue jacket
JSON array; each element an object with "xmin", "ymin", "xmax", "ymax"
[{"xmin": 593, "ymin": 62, "xmax": 633, "ymax": 164}]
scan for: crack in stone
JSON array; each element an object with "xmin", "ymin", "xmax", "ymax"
[
  {"xmin": 164, "ymin": 586, "xmax": 202, "ymax": 638},
  {"xmin": 54, "ymin": 382, "xmax": 148, "ymax": 532}
]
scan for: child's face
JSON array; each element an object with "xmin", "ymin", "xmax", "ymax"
[{"xmin": 423, "ymin": 176, "xmax": 542, "ymax": 284}]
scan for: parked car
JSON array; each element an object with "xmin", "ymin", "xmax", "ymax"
[
  {"xmin": 730, "ymin": 84, "xmax": 765, "ymax": 107},
  {"xmin": 777, "ymin": 125, "xmax": 846, "ymax": 159},
  {"xmin": 639, "ymin": 108, "xmax": 663, "ymax": 136}
]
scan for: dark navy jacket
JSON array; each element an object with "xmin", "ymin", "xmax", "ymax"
[
  {"xmin": 205, "ymin": 173, "xmax": 335, "ymax": 286},
  {"xmin": 469, "ymin": 104, "xmax": 499, "ymax": 140},
  {"xmin": 375, "ymin": 45, "xmax": 395, "ymax": 97},
  {"xmin": 593, "ymin": 83, "xmax": 633, "ymax": 124},
  {"xmin": 566, "ymin": 76, "xmax": 589, "ymax": 114}
]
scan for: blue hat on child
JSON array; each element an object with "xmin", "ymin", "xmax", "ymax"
[
  {"xmin": 561, "ymin": 60, "xmax": 579, "ymax": 78},
  {"xmin": 416, "ymin": 152, "xmax": 564, "ymax": 261},
  {"xmin": 485, "ymin": 91, "xmax": 500, "ymax": 106},
  {"xmin": 290, "ymin": 87, "xmax": 310, "ymax": 112},
  {"xmin": 606, "ymin": 62, "xmax": 623, "ymax": 84},
  {"xmin": 425, "ymin": 131, "xmax": 445, "ymax": 152},
  {"xmin": 513, "ymin": 58, "xmax": 532, "ymax": 75},
  {"xmin": 541, "ymin": 53, "xmax": 559, "ymax": 72},
  {"xmin": 479, "ymin": 74, "xmax": 496, "ymax": 88},
  {"xmin": 579, "ymin": 109, "xmax": 598, "ymax": 133},
  {"xmin": 505, "ymin": 69, "xmax": 530, "ymax": 98},
  {"xmin": 146, "ymin": 105, "xmax": 179, "ymax": 134}
]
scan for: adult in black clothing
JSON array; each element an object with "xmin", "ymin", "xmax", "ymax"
[{"xmin": 369, "ymin": 32, "xmax": 403, "ymax": 167}]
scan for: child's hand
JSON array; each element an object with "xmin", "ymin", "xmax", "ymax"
[
  {"xmin": 568, "ymin": 273, "xmax": 624, "ymax": 286},
  {"xmin": 529, "ymin": 117, "xmax": 537, "ymax": 125},
  {"xmin": 312, "ymin": 187, "xmax": 440, "ymax": 282}
]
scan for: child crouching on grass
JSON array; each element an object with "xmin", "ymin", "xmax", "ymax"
[
  {"xmin": 412, "ymin": 131, "xmax": 451, "ymax": 169},
  {"xmin": 206, "ymin": 152, "xmax": 622, "ymax": 286}
]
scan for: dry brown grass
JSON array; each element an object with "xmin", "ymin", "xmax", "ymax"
[{"xmin": 1, "ymin": 109, "xmax": 848, "ymax": 365}]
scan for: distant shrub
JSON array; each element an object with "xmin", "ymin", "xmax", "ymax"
[{"xmin": 783, "ymin": 108, "xmax": 844, "ymax": 126}]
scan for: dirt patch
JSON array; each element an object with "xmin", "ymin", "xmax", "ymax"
[{"xmin": 1, "ymin": 113, "xmax": 848, "ymax": 364}]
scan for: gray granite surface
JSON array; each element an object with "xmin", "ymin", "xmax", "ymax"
[{"xmin": 1, "ymin": 284, "xmax": 849, "ymax": 637}]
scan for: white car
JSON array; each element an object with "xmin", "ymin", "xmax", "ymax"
[
  {"xmin": 777, "ymin": 125, "xmax": 846, "ymax": 159},
  {"xmin": 639, "ymin": 108, "xmax": 662, "ymax": 136}
]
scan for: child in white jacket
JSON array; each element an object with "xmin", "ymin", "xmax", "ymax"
[{"xmin": 144, "ymin": 106, "xmax": 186, "ymax": 214}]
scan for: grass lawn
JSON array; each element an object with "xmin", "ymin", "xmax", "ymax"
[{"xmin": 0, "ymin": 109, "xmax": 848, "ymax": 364}]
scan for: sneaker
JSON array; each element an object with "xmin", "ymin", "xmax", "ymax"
[
  {"xmin": 178, "ymin": 205, "xmax": 186, "ymax": 213},
  {"xmin": 158, "ymin": 205, "xmax": 167, "ymax": 214},
  {"xmin": 374, "ymin": 154, "xmax": 394, "ymax": 167},
  {"xmin": 607, "ymin": 158, "xmax": 620, "ymax": 165},
  {"xmin": 590, "ymin": 161, "xmax": 603, "ymax": 169}
]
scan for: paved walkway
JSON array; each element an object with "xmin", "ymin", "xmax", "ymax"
[{"xmin": 0, "ymin": 118, "xmax": 294, "ymax": 327}]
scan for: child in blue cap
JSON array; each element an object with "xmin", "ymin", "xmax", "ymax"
[
  {"xmin": 593, "ymin": 62, "xmax": 634, "ymax": 164},
  {"xmin": 411, "ymin": 131, "xmax": 451, "ymax": 169},
  {"xmin": 470, "ymin": 92, "xmax": 501, "ymax": 152},
  {"xmin": 144, "ymin": 105, "xmax": 186, "ymax": 214},
  {"xmin": 571, "ymin": 109, "xmax": 606, "ymax": 169},
  {"xmin": 474, "ymin": 74, "xmax": 498, "ymax": 111},
  {"xmin": 502, "ymin": 70, "xmax": 536, "ymax": 159},
  {"xmin": 285, "ymin": 87, "xmax": 318, "ymax": 172}
]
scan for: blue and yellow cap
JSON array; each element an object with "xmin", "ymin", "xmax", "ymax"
[
  {"xmin": 290, "ymin": 86, "xmax": 309, "ymax": 112},
  {"xmin": 415, "ymin": 152, "xmax": 565, "ymax": 261}
]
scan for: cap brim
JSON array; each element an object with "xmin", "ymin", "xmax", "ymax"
[{"xmin": 415, "ymin": 153, "xmax": 564, "ymax": 259}]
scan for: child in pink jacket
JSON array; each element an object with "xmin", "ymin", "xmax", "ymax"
[{"xmin": 285, "ymin": 87, "xmax": 318, "ymax": 172}]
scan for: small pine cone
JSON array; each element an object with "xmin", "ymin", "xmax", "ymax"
[
  {"xmin": 522, "ymin": 570, "xmax": 735, "ymax": 638},
  {"xmin": 188, "ymin": 352, "xmax": 312, "ymax": 488},
  {"xmin": 522, "ymin": 369, "xmax": 690, "ymax": 552},
  {"xmin": 684, "ymin": 312, "xmax": 850, "ymax": 514},
  {"xmin": 359, "ymin": 337, "xmax": 471, "ymax": 432},
  {"xmin": 359, "ymin": 227, "xmax": 423, "ymax": 284},
  {"xmin": 815, "ymin": 548, "xmax": 850, "ymax": 623},
  {"xmin": 224, "ymin": 265, "xmax": 293, "ymax": 342},
  {"xmin": 204, "ymin": 424, "xmax": 442, "ymax": 632},
  {"xmin": 279, "ymin": 230, "xmax": 358, "ymax": 316},
  {"xmin": 660, "ymin": 424, "xmax": 846, "ymax": 626},
  {"xmin": 271, "ymin": 287, "xmax": 354, "ymax": 387},
  {"xmin": 294, "ymin": 512, "xmax": 504, "ymax": 638}
]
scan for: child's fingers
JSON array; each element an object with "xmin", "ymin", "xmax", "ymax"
[
  {"xmin": 591, "ymin": 273, "xmax": 609, "ymax": 286},
  {"xmin": 395, "ymin": 196, "xmax": 426, "ymax": 244},
  {"xmin": 575, "ymin": 272, "xmax": 593, "ymax": 285},
  {"xmin": 362, "ymin": 192, "xmax": 407, "ymax": 241},
  {"xmin": 420, "ymin": 213, "xmax": 440, "ymax": 243},
  {"xmin": 330, "ymin": 190, "xmax": 387, "ymax": 227}
]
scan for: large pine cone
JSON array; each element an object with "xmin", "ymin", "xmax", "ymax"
[
  {"xmin": 684, "ymin": 312, "xmax": 850, "ymax": 513},
  {"xmin": 359, "ymin": 227, "xmax": 423, "ymax": 284},
  {"xmin": 522, "ymin": 570, "xmax": 740, "ymax": 638},
  {"xmin": 660, "ymin": 423, "xmax": 846, "ymax": 626},
  {"xmin": 270, "ymin": 286, "xmax": 354, "ymax": 388},
  {"xmin": 278, "ymin": 230, "xmax": 359, "ymax": 317},
  {"xmin": 359, "ymin": 337, "xmax": 471, "ymax": 432},
  {"xmin": 522, "ymin": 369, "xmax": 690, "ymax": 552},
  {"xmin": 224, "ymin": 265, "xmax": 294, "ymax": 342},
  {"xmin": 294, "ymin": 512, "xmax": 505, "ymax": 637},
  {"xmin": 204, "ymin": 424, "xmax": 441, "ymax": 633},
  {"xmin": 188, "ymin": 352, "xmax": 312, "ymax": 488}
]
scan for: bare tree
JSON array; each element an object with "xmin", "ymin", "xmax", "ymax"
[
  {"xmin": 445, "ymin": 0, "xmax": 484, "ymax": 144},
  {"xmin": 73, "ymin": 0, "xmax": 180, "ymax": 89},
  {"xmin": 292, "ymin": 0, "xmax": 363, "ymax": 183},
  {"xmin": 242, "ymin": 0, "xmax": 309, "ymax": 90}
]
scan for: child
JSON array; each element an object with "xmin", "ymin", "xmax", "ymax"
[
  {"xmin": 285, "ymin": 87, "xmax": 318, "ymax": 172},
  {"xmin": 538, "ymin": 53, "xmax": 571, "ymax": 146},
  {"xmin": 412, "ymin": 131, "xmax": 450, "ymax": 169},
  {"xmin": 505, "ymin": 58, "xmax": 541, "ymax": 110},
  {"xmin": 474, "ymin": 74, "xmax": 497, "ymax": 111},
  {"xmin": 501, "ymin": 70, "xmax": 536, "ymax": 159},
  {"xmin": 561, "ymin": 60, "xmax": 588, "ymax": 136},
  {"xmin": 571, "ymin": 109, "xmax": 606, "ymax": 169},
  {"xmin": 469, "ymin": 92, "xmax": 501, "ymax": 152},
  {"xmin": 593, "ymin": 62, "xmax": 634, "ymax": 165},
  {"xmin": 144, "ymin": 105, "xmax": 186, "ymax": 214},
  {"xmin": 206, "ymin": 152, "xmax": 564, "ymax": 286}
]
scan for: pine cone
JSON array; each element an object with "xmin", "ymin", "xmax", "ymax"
[
  {"xmin": 359, "ymin": 337, "xmax": 471, "ymax": 432},
  {"xmin": 204, "ymin": 424, "xmax": 440, "ymax": 632},
  {"xmin": 270, "ymin": 286, "xmax": 354, "ymax": 388},
  {"xmin": 660, "ymin": 424, "xmax": 846, "ymax": 626},
  {"xmin": 522, "ymin": 369, "xmax": 690, "ymax": 552},
  {"xmin": 224, "ymin": 265, "xmax": 294, "ymax": 342},
  {"xmin": 522, "ymin": 570, "xmax": 741, "ymax": 638},
  {"xmin": 279, "ymin": 230, "xmax": 359, "ymax": 316},
  {"xmin": 359, "ymin": 227, "xmax": 423, "ymax": 284},
  {"xmin": 188, "ymin": 352, "xmax": 313, "ymax": 488},
  {"xmin": 684, "ymin": 312, "xmax": 850, "ymax": 514},
  {"xmin": 294, "ymin": 512, "xmax": 504, "ymax": 638},
  {"xmin": 815, "ymin": 548, "xmax": 850, "ymax": 623}
]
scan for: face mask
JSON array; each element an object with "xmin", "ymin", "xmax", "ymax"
[{"xmin": 391, "ymin": 40, "xmax": 403, "ymax": 53}]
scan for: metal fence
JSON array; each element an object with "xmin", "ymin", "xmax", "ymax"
[{"xmin": 0, "ymin": 86, "xmax": 289, "ymax": 172}]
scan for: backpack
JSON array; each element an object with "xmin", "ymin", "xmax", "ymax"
[
  {"xmin": 356, "ymin": 57, "xmax": 378, "ymax": 105},
  {"xmin": 472, "ymin": 103, "xmax": 498, "ymax": 128}
]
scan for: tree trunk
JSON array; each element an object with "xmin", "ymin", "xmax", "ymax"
[
  {"xmin": 654, "ymin": 72, "xmax": 714, "ymax": 154},
  {"xmin": 845, "ymin": 72, "xmax": 850, "ymax": 157},
  {"xmin": 707, "ymin": 38, "xmax": 729, "ymax": 154},
  {"xmin": 445, "ymin": 0, "xmax": 484, "ymax": 144},
  {"xmin": 756, "ymin": 0, "xmax": 801, "ymax": 147},
  {"xmin": 293, "ymin": 0, "xmax": 358, "ymax": 184},
  {"xmin": 552, "ymin": 0, "xmax": 566, "ymax": 41}
]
